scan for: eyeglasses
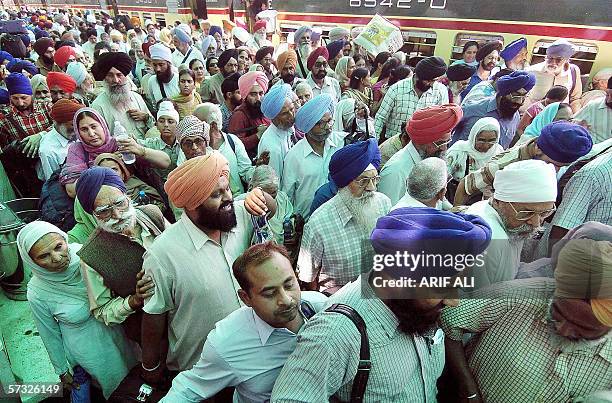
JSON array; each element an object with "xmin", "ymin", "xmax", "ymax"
[
  {"xmin": 93, "ymin": 195, "xmax": 129, "ymax": 219},
  {"xmin": 354, "ymin": 175, "xmax": 381, "ymax": 188},
  {"xmin": 507, "ymin": 202, "xmax": 556, "ymax": 221},
  {"xmin": 314, "ymin": 61, "xmax": 328, "ymax": 69},
  {"xmin": 225, "ymin": 62, "xmax": 238, "ymax": 68},
  {"xmin": 432, "ymin": 138, "xmax": 452, "ymax": 149},
  {"xmin": 182, "ymin": 137, "xmax": 207, "ymax": 148},
  {"xmin": 507, "ymin": 93, "xmax": 527, "ymax": 103},
  {"xmin": 314, "ymin": 116, "xmax": 333, "ymax": 128},
  {"xmin": 475, "ymin": 138, "xmax": 498, "ymax": 145},
  {"xmin": 545, "ymin": 56, "xmax": 565, "ymax": 64}
]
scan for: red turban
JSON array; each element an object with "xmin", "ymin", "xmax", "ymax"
[
  {"xmin": 164, "ymin": 151, "xmax": 230, "ymax": 210},
  {"xmin": 238, "ymin": 71, "xmax": 269, "ymax": 100},
  {"xmin": 46, "ymin": 72, "xmax": 77, "ymax": 94},
  {"xmin": 307, "ymin": 47, "xmax": 329, "ymax": 71},
  {"xmin": 50, "ymin": 98, "xmax": 85, "ymax": 123},
  {"xmin": 276, "ymin": 50, "xmax": 297, "ymax": 70},
  {"xmin": 54, "ymin": 46, "xmax": 76, "ymax": 69},
  {"xmin": 406, "ymin": 104, "xmax": 463, "ymax": 145},
  {"xmin": 253, "ymin": 19, "xmax": 267, "ymax": 32},
  {"xmin": 142, "ymin": 42, "xmax": 153, "ymax": 58}
]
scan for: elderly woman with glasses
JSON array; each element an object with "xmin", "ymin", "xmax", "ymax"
[{"xmin": 17, "ymin": 221, "xmax": 137, "ymax": 398}]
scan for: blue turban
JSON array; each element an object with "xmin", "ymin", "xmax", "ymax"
[
  {"xmin": 261, "ymin": 84, "xmax": 292, "ymax": 120},
  {"xmin": 370, "ymin": 207, "xmax": 492, "ymax": 281},
  {"xmin": 209, "ymin": 26, "xmax": 223, "ymax": 38},
  {"xmin": 496, "ymin": 70, "xmax": 536, "ymax": 96},
  {"xmin": 19, "ymin": 33, "xmax": 31, "ymax": 47},
  {"xmin": 34, "ymin": 27, "xmax": 49, "ymax": 40},
  {"xmin": 295, "ymin": 94, "xmax": 334, "ymax": 133},
  {"xmin": 326, "ymin": 40, "xmax": 346, "ymax": 60},
  {"xmin": 536, "ymin": 121, "xmax": 593, "ymax": 164},
  {"xmin": 500, "ymin": 37, "xmax": 527, "ymax": 63},
  {"xmin": 5, "ymin": 73, "xmax": 32, "ymax": 96},
  {"xmin": 7, "ymin": 59, "xmax": 39, "ymax": 76},
  {"xmin": 294, "ymin": 26, "xmax": 312, "ymax": 44},
  {"xmin": 76, "ymin": 166, "xmax": 127, "ymax": 215},
  {"xmin": 172, "ymin": 26, "xmax": 191, "ymax": 44},
  {"xmin": 330, "ymin": 138, "xmax": 381, "ymax": 188},
  {"xmin": 0, "ymin": 51, "xmax": 15, "ymax": 65},
  {"xmin": 0, "ymin": 88, "xmax": 9, "ymax": 105},
  {"xmin": 200, "ymin": 35, "xmax": 215, "ymax": 54}
]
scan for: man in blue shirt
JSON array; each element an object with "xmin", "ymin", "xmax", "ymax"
[
  {"xmin": 452, "ymin": 71, "xmax": 536, "ymax": 149},
  {"xmin": 161, "ymin": 242, "xmax": 327, "ymax": 403}
]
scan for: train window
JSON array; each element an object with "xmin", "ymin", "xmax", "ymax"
[
  {"xmin": 400, "ymin": 30, "xmax": 436, "ymax": 58},
  {"xmin": 142, "ymin": 13, "xmax": 152, "ymax": 22},
  {"xmin": 451, "ymin": 32, "xmax": 504, "ymax": 64},
  {"xmin": 530, "ymin": 39, "xmax": 598, "ymax": 75},
  {"xmin": 155, "ymin": 14, "xmax": 166, "ymax": 27}
]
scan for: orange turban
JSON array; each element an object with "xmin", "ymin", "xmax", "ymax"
[
  {"xmin": 46, "ymin": 72, "xmax": 77, "ymax": 94},
  {"xmin": 51, "ymin": 98, "xmax": 84, "ymax": 123},
  {"xmin": 54, "ymin": 46, "xmax": 76, "ymax": 69},
  {"xmin": 164, "ymin": 151, "xmax": 230, "ymax": 210},
  {"xmin": 276, "ymin": 50, "xmax": 297, "ymax": 71},
  {"xmin": 406, "ymin": 103, "xmax": 463, "ymax": 145}
]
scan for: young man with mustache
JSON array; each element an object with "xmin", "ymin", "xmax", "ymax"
[
  {"xmin": 460, "ymin": 41, "xmax": 503, "ymax": 101},
  {"xmin": 161, "ymin": 242, "xmax": 327, "ymax": 402}
]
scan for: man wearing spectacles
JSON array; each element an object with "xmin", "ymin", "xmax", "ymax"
[
  {"xmin": 465, "ymin": 160, "xmax": 558, "ymax": 288},
  {"xmin": 298, "ymin": 138, "xmax": 391, "ymax": 295},
  {"xmin": 452, "ymin": 70, "xmax": 536, "ymax": 149},
  {"xmin": 305, "ymin": 47, "xmax": 341, "ymax": 103}
]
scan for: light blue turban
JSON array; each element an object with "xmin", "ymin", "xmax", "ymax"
[
  {"xmin": 261, "ymin": 84, "xmax": 292, "ymax": 120},
  {"xmin": 172, "ymin": 26, "xmax": 191, "ymax": 44},
  {"xmin": 295, "ymin": 93, "xmax": 334, "ymax": 133},
  {"xmin": 200, "ymin": 35, "xmax": 215, "ymax": 54},
  {"xmin": 294, "ymin": 26, "xmax": 312, "ymax": 44}
]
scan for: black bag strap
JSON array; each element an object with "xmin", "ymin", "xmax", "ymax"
[
  {"xmin": 295, "ymin": 48, "xmax": 308, "ymax": 79},
  {"xmin": 181, "ymin": 47, "xmax": 193, "ymax": 65},
  {"xmin": 325, "ymin": 303, "xmax": 371, "ymax": 402},
  {"xmin": 157, "ymin": 78, "xmax": 167, "ymax": 99},
  {"xmin": 226, "ymin": 133, "xmax": 236, "ymax": 153}
]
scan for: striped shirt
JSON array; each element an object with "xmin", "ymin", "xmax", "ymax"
[
  {"xmin": 297, "ymin": 192, "xmax": 391, "ymax": 293},
  {"xmin": 375, "ymin": 78, "xmax": 449, "ymax": 140},
  {"xmin": 271, "ymin": 276, "xmax": 446, "ymax": 402},
  {"xmin": 441, "ymin": 278, "xmax": 612, "ymax": 403},
  {"xmin": 464, "ymin": 138, "xmax": 537, "ymax": 197}
]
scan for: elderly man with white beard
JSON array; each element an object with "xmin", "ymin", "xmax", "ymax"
[
  {"xmin": 466, "ymin": 159, "xmax": 558, "ymax": 288},
  {"xmin": 293, "ymin": 26, "xmax": 313, "ymax": 79},
  {"xmin": 74, "ymin": 166, "xmax": 166, "ymax": 342},
  {"xmin": 298, "ymin": 138, "xmax": 391, "ymax": 295},
  {"xmin": 91, "ymin": 52, "xmax": 154, "ymax": 139}
]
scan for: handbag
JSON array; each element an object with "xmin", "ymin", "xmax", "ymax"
[{"xmin": 108, "ymin": 366, "xmax": 166, "ymax": 403}]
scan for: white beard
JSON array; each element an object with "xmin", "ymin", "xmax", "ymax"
[
  {"xmin": 299, "ymin": 43, "xmax": 312, "ymax": 58},
  {"xmin": 105, "ymin": 82, "xmax": 133, "ymax": 112},
  {"xmin": 338, "ymin": 187, "xmax": 382, "ymax": 236},
  {"xmin": 96, "ymin": 203, "xmax": 137, "ymax": 234}
]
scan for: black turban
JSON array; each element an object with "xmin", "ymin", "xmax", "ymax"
[
  {"xmin": 221, "ymin": 72, "xmax": 240, "ymax": 94},
  {"xmin": 91, "ymin": 51, "xmax": 134, "ymax": 81},
  {"xmin": 255, "ymin": 46, "xmax": 274, "ymax": 63},
  {"xmin": 446, "ymin": 63, "xmax": 476, "ymax": 81},
  {"xmin": 218, "ymin": 49, "xmax": 239, "ymax": 69},
  {"xmin": 476, "ymin": 41, "xmax": 503, "ymax": 62},
  {"xmin": 415, "ymin": 56, "xmax": 447, "ymax": 80}
]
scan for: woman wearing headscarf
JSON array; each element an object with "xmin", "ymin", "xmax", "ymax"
[
  {"xmin": 517, "ymin": 102, "xmax": 573, "ymax": 144},
  {"xmin": 172, "ymin": 68, "xmax": 202, "ymax": 119},
  {"xmin": 60, "ymin": 108, "xmax": 171, "ymax": 197},
  {"xmin": 17, "ymin": 221, "xmax": 136, "ymax": 398},
  {"xmin": 188, "ymin": 59, "xmax": 206, "ymax": 91},
  {"xmin": 342, "ymin": 67, "xmax": 373, "ymax": 110},
  {"xmin": 446, "ymin": 117, "xmax": 503, "ymax": 181},
  {"xmin": 371, "ymin": 57, "xmax": 400, "ymax": 105},
  {"xmin": 334, "ymin": 56, "xmax": 355, "ymax": 94}
]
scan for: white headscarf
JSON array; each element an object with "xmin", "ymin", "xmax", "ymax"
[
  {"xmin": 333, "ymin": 98, "xmax": 356, "ymax": 132},
  {"xmin": 16, "ymin": 221, "xmax": 88, "ymax": 302},
  {"xmin": 446, "ymin": 117, "xmax": 504, "ymax": 180}
]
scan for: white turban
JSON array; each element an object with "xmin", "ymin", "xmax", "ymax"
[
  {"xmin": 150, "ymin": 43, "xmax": 172, "ymax": 63},
  {"xmin": 232, "ymin": 27, "xmax": 251, "ymax": 44},
  {"xmin": 157, "ymin": 101, "xmax": 179, "ymax": 122},
  {"xmin": 493, "ymin": 160, "xmax": 558, "ymax": 203}
]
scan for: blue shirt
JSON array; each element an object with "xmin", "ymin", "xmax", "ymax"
[
  {"xmin": 161, "ymin": 291, "xmax": 328, "ymax": 403},
  {"xmin": 460, "ymin": 72, "xmax": 483, "ymax": 100},
  {"xmin": 452, "ymin": 96, "xmax": 519, "ymax": 149}
]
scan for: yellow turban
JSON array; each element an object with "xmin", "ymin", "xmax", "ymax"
[{"xmin": 164, "ymin": 152, "xmax": 230, "ymax": 210}]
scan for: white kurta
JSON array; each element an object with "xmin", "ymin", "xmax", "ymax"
[
  {"xmin": 257, "ymin": 123, "xmax": 294, "ymax": 183},
  {"xmin": 148, "ymin": 72, "xmax": 181, "ymax": 106},
  {"xmin": 171, "ymin": 46, "xmax": 205, "ymax": 69},
  {"xmin": 91, "ymin": 90, "xmax": 154, "ymax": 139}
]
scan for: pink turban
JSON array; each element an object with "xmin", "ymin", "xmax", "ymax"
[
  {"xmin": 164, "ymin": 151, "xmax": 230, "ymax": 210},
  {"xmin": 238, "ymin": 71, "xmax": 269, "ymax": 100}
]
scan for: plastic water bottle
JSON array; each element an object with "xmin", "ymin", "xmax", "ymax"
[
  {"xmin": 114, "ymin": 121, "xmax": 136, "ymax": 164},
  {"xmin": 70, "ymin": 366, "xmax": 91, "ymax": 403},
  {"xmin": 135, "ymin": 190, "xmax": 151, "ymax": 206}
]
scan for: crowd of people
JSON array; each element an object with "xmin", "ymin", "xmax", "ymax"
[{"xmin": 0, "ymin": 6, "xmax": 611, "ymax": 403}]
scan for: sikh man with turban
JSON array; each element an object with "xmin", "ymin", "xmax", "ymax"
[
  {"xmin": 0, "ymin": 73, "xmax": 53, "ymax": 197},
  {"xmin": 140, "ymin": 152, "xmax": 278, "ymax": 382},
  {"xmin": 298, "ymin": 138, "xmax": 391, "ymax": 294},
  {"xmin": 445, "ymin": 63, "xmax": 477, "ymax": 104},
  {"xmin": 498, "ymin": 37, "xmax": 529, "ymax": 72},
  {"xmin": 293, "ymin": 26, "xmax": 313, "ymax": 79},
  {"xmin": 271, "ymin": 49, "xmax": 305, "ymax": 90},
  {"xmin": 454, "ymin": 121, "xmax": 593, "ymax": 205},
  {"xmin": 442, "ymin": 238, "xmax": 611, "ymax": 402},
  {"xmin": 200, "ymin": 48, "xmax": 239, "ymax": 104},
  {"xmin": 526, "ymin": 39, "xmax": 583, "ymax": 113},
  {"xmin": 453, "ymin": 70, "xmax": 536, "ymax": 148},
  {"xmin": 465, "ymin": 159, "xmax": 560, "ymax": 287},
  {"xmin": 257, "ymin": 83, "xmax": 296, "ymax": 183},
  {"xmin": 46, "ymin": 71, "xmax": 77, "ymax": 104},
  {"xmin": 33, "ymin": 37, "xmax": 56, "ymax": 76},
  {"xmin": 375, "ymin": 56, "xmax": 450, "ymax": 140},
  {"xmin": 74, "ymin": 166, "xmax": 163, "ymax": 338},
  {"xmin": 379, "ymin": 104, "xmax": 463, "ymax": 205},
  {"xmin": 460, "ymin": 41, "xmax": 503, "ymax": 100},
  {"xmin": 148, "ymin": 43, "xmax": 180, "ymax": 106},
  {"xmin": 305, "ymin": 46, "xmax": 341, "ymax": 102},
  {"xmin": 228, "ymin": 70, "xmax": 271, "ymax": 158},
  {"xmin": 282, "ymin": 94, "xmax": 342, "ymax": 219},
  {"xmin": 170, "ymin": 24, "xmax": 205, "ymax": 69},
  {"xmin": 91, "ymin": 52, "xmax": 154, "ymax": 139},
  {"xmin": 39, "ymin": 98, "xmax": 84, "ymax": 180},
  {"xmin": 273, "ymin": 207, "xmax": 492, "ymax": 401}
]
